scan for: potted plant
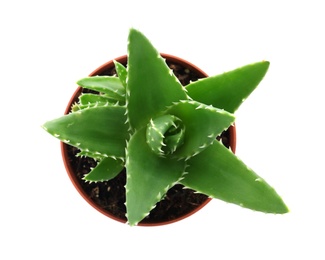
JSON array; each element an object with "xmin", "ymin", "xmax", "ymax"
[{"xmin": 42, "ymin": 28, "xmax": 288, "ymax": 226}]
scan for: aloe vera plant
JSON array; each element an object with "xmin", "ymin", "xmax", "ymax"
[{"xmin": 42, "ymin": 28, "xmax": 288, "ymax": 226}]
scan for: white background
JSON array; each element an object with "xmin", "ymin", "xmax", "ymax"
[{"xmin": 1, "ymin": 0, "xmax": 324, "ymax": 259}]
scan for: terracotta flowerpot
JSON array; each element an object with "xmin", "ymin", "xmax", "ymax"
[{"xmin": 61, "ymin": 54, "xmax": 236, "ymax": 226}]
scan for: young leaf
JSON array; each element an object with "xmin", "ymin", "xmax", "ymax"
[
  {"xmin": 186, "ymin": 61, "xmax": 270, "ymax": 113},
  {"xmin": 114, "ymin": 60, "xmax": 127, "ymax": 88},
  {"xmin": 77, "ymin": 76, "xmax": 126, "ymax": 102},
  {"xmin": 83, "ymin": 157, "xmax": 124, "ymax": 182},
  {"xmin": 78, "ymin": 93, "xmax": 116, "ymax": 107},
  {"xmin": 146, "ymin": 114, "xmax": 185, "ymax": 156},
  {"xmin": 42, "ymin": 106, "xmax": 128, "ymax": 158},
  {"xmin": 125, "ymin": 128, "xmax": 186, "ymax": 226},
  {"xmin": 127, "ymin": 28, "xmax": 188, "ymax": 130},
  {"xmin": 181, "ymin": 140, "xmax": 288, "ymax": 214}
]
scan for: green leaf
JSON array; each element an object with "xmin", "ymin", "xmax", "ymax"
[
  {"xmin": 42, "ymin": 106, "xmax": 128, "ymax": 158},
  {"xmin": 186, "ymin": 61, "xmax": 270, "ymax": 113},
  {"xmin": 78, "ymin": 93, "xmax": 116, "ymax": 107},
  {"xmin": 181, "ymin": 141, "xmax": 288, "ymax": 214},
  {"xmin": 114, "ymin": 60, "xmax": 127, "ymax": 88},
  {"xmin": 165, "ymin": 100, "xmax": 235, "ymax": 159},
  {"xmin": 76, "ymin": 150, "xmax": 105, "ymax": 161},
  {"xmin": 125, "ymin": 128, "xmax": 186, "ymax": 226},
  {"xmin": 83, "ymin": 157, "xmax": 124, "ymax": 182},
  {"xmin": 77, "ymin": 76, "xmax": 126, "ymax": 102},
  {"xmin": 127, "ymin": 28, "xmax": 188, "ymax": 130}
]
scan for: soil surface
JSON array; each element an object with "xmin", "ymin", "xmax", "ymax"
[{"xmin": 63, "ymin": 57, "xmax": 232, "ymax": 225}]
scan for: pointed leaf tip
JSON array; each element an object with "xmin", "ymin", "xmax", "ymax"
[
  {"xmin": 125, "ymin": 128, "xmax": 185, "ymax": 225},
  {"xmin": 181, "ymin": 141, "xmax": 288, "ymax": 214},
  {"xmin": 127, "ymin": 29, "xmax": 187, "ymax": 130},
  {"xmin": 186, "ymin": 61, "xmax": 270, "ymax": 113}
]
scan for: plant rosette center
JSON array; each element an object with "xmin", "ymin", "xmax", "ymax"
[{"xmin": 146, "ymin": 114, "xmax": 185, "ymax": 157}]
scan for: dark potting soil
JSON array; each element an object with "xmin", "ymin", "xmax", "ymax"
[{"xmin": 64, "ymin": 58, "xmax": 232, "ymax": 225}]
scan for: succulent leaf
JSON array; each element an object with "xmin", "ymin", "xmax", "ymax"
[
  {"xmin": 186, "ymin": 61, "xmax": 270, "ymax": 113},
  {"xmin": 114, "ymin": 60, "xmax": 127, "ymax": 88},
  {"xmin": 83, "ymin": 157, "xmax": 124, "ymax": 182},
  {"xmin": 77, "ymin": 76, "xmax": 126, "ymax": 102},
  {"xmin": 43, "ymin": 106, "xmax": 128, "ymax": 158},
  {"xmin": 77, "ymin": 93, "xmax": 116, "ymax": 108},
  {"xmin": 125, "ymin": 128, "xmax": 186, "ymax": 226},
  {"xmin": 127, "ymin": 29, "xmax": 188, "ymax": 130},
  {"xmin": 181, "ymin": 140, "xmax": 289, "ymax": 214},
  {"xmin": 165, "ymin": 100, "xmax": 235, "ymax": 159},
  {"xmin": 76, "ymin": 150, "xmax": 105, "ymax": 161}
]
